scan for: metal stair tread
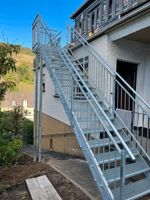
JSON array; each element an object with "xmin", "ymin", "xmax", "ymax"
[
  {"xmin": 77, "ymin": 118, "xmax": 100, "ymax": 122},
  {"xmin": 73, "ymin": 106, "xmax": 108, "ymax": 112},
  {"xmin": 95, "ymin": 144, "xmax": 139, "ymax": 164},
  {"xmin": 112, "ymin": 178, "xmax": 150, "ymax": 200},
  {"xmin": 72, "ymin": 102, "xmax": 108, "ymax": 112},
  {"xmin": 55, "ymin": 72, "xmax": 70, "ymax": 76},
  {"xmin": 51, "ymin": 66, "xmax": 66, "ymax": 70},
  {"xmin": 82, "ymin": 122, "xmax": 124, "ymax": 134},
  {"xmin": 77, "ymin": 114, "xmax": 114, "ymax": 122},
  {"xmin": 88, "ymin": 132, "xmax": 129, "ymax": 148},
  {"xmin": 104, "ymin": 156, "xmax": 149, "ymax": 183},
  {"xmin": 51, "ymin": 61, "xmax": 64, "ymax": 64},
  {"xmin": 57, "ymin": 77, "xmax": 72, "ymax": 81}
]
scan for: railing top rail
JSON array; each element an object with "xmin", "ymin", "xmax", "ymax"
[
  {"xmin": 72, "ymin": 0, "xmax": 149, "ymax": 20},
  {"xmin": 68, "ymin": 25, "xmax": 114, "ymax": 75},
  {"xmin": 32, "ymin": 14, "xmax": 40, "ymax": 27},
  {"xmin": 32, "ymin": 14, "xmax": 57, "ymax": 34}
]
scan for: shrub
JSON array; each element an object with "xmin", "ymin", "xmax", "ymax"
[
  {"xmin": 22, "ymin": 119, "xmax": 33, "ymax": 145},
  {"xmin": 0, "ymin": 137, "xmax": 22, "ymax": 166}
]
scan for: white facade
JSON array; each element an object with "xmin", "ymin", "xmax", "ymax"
[{"xmin": 41, "ymin": 67, "xmax": 70, "ymax": 125}]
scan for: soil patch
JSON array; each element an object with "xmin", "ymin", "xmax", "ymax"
[{"xmin": 0, "ymin": 154, "xmax": 90, "ymax": 200}]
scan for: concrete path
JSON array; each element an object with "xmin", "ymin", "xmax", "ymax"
[
  {"xmin": 23, "ymin": 146, "xmax": 101, "ymax": 199},
  {"xmin": 47, "ymin": 158, "xmax": 101, "ymax": 200}
]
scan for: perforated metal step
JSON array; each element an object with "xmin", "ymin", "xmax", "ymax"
[
  {"xmin": 112, "ymin": 178, "xmax": 150, "ymax": 200},
  {"xmin": 95, "ymin": 144, "xmax": 139, "ymax": 164},
  {"xmin": 82, "ymin": 121, "xmax": 124, "ymax": 134},
  {"xmin": 88, "ymin": 131, "xmax": 129, "ymax": 148},
  {"xmin": 104, "ymin": 156, "xmax": 149, "ymax": 183}
]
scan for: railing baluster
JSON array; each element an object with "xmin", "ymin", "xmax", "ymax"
[{"xmin": 120, "ymin": 150, "xmax": 125, "ymax": 200}]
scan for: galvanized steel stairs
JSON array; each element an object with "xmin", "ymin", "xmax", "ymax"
[{"xmin": 32, "ymin": 16, "xmax": 150, "ymax": 200}]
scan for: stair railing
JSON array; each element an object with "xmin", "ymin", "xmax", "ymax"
[
  {"xmin": 67, "ymin": 25, "xmax": 150, "ymax": 161},
  {"xmin": 32, "ymin": 15, "xmax": 59, "ymax": 52}
]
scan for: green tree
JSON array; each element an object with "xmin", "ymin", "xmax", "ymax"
[
  {"xmin": 0, "ymin": 43, "xmax": 20, "ymax": 101},
  {"xmin": 0, "ymin": 106, "xmax": 23, "ymax": 138}
]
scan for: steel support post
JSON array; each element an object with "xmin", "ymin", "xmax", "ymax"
[
  {"xmin": 38, "ymin": 57, "xmax": 43, "ymax": 162},
  {"xmin": 33, "ymin": 56, "xmax": 39, "ymax": 162}
]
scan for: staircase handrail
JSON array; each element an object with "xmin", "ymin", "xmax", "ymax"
[{"xmin": 68, "ymin": 25, "xmax": 150, "ymax": 116}]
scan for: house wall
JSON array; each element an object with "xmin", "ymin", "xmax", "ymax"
[
  {"xmin": 35, "ymin": 66, "xmax": 82, "ymax": 156},
  {"xmin": 37, "ymin": 66, "xmax": 70, "ymax": 125},
  {"xmin": 41, "ymin": 112, "xmax": 82, "ymax": 156},
  {"xmin": 106, "ymin": 37, "xmax": 149, "ymax": 101}
]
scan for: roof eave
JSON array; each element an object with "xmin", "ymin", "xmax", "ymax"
[{"xmin": 70, "ymin": 0, "xmax": 92, "ymax": 19}]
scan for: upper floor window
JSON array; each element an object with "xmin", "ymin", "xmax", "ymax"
[{"xmin": 42, "ymin": 73, "xmax": 46, "ymax": 92}]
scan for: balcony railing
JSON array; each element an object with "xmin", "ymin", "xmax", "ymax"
[{"xmin": 72, "ymin": 0, "xmax": 149, "ymax": 41}]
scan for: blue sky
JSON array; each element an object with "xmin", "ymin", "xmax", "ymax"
[{"xmin": 0, "ymin": 0, "xmax": 83, "ymax": 48}]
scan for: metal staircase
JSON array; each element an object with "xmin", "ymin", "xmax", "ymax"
[{"xmin": 32, "ymin": 15, "xmax": 150, "ymax": 200}]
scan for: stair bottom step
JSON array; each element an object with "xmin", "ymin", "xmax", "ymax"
[
  {"xmin": 103, "ymin": 156, "xmax": 149, "ymax": 183},
  {"xmin": 112, "ymin": 178, "xmax": 150, "ymax": 200}
]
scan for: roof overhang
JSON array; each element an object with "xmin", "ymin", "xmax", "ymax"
[{"xmin": 70, "ymin": 0, "xmax": 96, "ymax": 19}]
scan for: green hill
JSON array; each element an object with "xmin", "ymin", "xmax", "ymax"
[{"xmin": 5, "ymin": 47, "xmax": 34, "ymax": 93}]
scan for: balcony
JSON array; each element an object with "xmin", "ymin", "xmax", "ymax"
[{"xmin": 71, "ymin": 0, "xmax": 150, "ymax": 43}]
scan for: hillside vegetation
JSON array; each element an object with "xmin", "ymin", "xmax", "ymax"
[{"xmin": 5, "ymin": 47, "xmax": 34, "ymax": 92}]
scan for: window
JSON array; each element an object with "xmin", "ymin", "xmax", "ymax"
[
  {"xmin": 42, "ymin": 83, "xmax": 46, "ymax": 92},
  {"xmin": 12, "ymin": 100, "xmax": 16, "ymax": 107},
  {"xmin": 42, "ymin": 73, "xmax": 46, "ymax": 92},
  {"xmin": 50, "ymin": 138, "xmax": 53, "ymax": 150},
  {"xmin": 23, "ymin": 100, "xmax": 28, "ymax": 108}
]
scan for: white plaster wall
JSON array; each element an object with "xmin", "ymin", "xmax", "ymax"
[
  {"xmin": 41, "ymin": 67, "xmax": 70, "ymax": 125},
  {"xmin": 107, "ymin": 38, "xmax": 148, "ymax": 97},
  {"xmin": 89, "ymin": 36, "xmax": 149, "ymax": 104},
  {"xmin": 143, "ymin": 44, "xmax": 150, "ymax": 104}
]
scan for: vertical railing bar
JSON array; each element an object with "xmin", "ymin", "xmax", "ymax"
[{"xmin": 120, "ymin": 150, "xmax": 125, "ymax": 200}]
